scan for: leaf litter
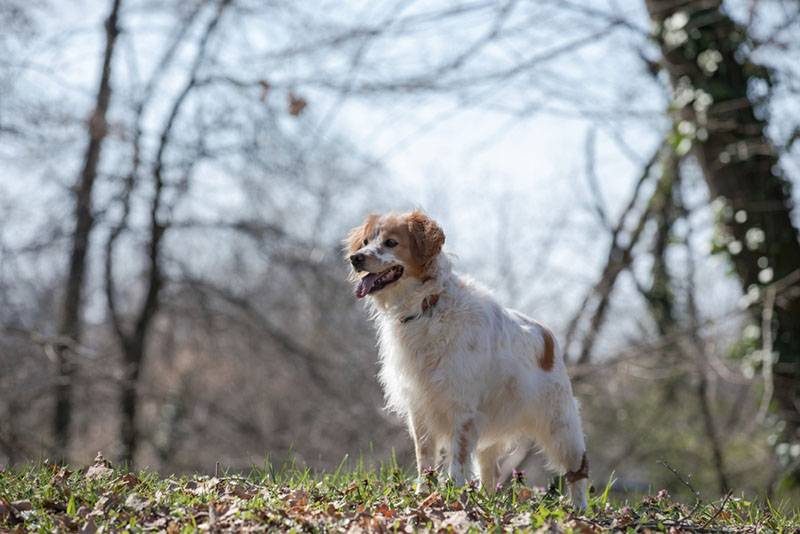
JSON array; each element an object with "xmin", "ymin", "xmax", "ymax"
[{"xmin": 0, "ymin": 454, "xmax": 796, "ymax": 532}]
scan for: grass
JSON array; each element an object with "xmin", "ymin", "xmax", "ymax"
[{"xmin": 1, "ymin": 453, "xmax": 797, "ymax": 532}]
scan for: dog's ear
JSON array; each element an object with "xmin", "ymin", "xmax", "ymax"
[
  {"xmin": 344, "ymin": 213, "xmax": 380, "ymax": 255},
  {"xmin": 407, "ymin": 210, "xmax": 445, "ymax": 266}
]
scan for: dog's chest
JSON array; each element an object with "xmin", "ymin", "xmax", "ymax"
[{"xmin": 382, "ymin": 313, "xmax": 462, "ymax": 384}]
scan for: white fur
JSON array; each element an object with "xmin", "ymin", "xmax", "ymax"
[{"xmin": 364, "ymin": 253, "xmax": 588, "ymax": 509}]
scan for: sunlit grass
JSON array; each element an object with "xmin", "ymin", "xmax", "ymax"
[{"xmin": 1, "ymin": 454, "xmax": 797, "ymax": 532}]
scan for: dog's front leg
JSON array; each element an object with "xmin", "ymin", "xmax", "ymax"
[
  {"xmin": 448, "ymin": 416, "xmax": 478, "ymax": 486},
  {"xmin": 408, "ymin": 413, "xmax": 437, "ymax": 493}
]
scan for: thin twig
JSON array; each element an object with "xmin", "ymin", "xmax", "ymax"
[
  {"xmin": 658, "ymin": 459, "xmax": 702, "ymax": 519},
  {"xmin": 583, "ymin": 126, "xmax": 611, "ymax": 229},
  {"xmin": 701, "ymin": 490, "xmax": 733, "ymax": 529}
]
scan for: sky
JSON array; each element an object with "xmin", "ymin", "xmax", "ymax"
[{"xmin": 2, "ymin": 0, "xmax": 795, "ymax": 354}]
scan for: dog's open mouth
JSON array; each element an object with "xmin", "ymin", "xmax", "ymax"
[{"xmin": 355, "ymin": 266, "xmax": 404, "ymax": 298}]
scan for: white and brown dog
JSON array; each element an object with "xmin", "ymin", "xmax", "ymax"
[{"xmin": 345, "ymin": 210, "xmax": 588, "ymax": 509}]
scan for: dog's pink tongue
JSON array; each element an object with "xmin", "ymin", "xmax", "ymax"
[{"xmin": 355, "ymin": 273, "xmax": 379, "ymax": 298}]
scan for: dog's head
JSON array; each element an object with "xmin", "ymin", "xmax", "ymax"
[{"xmin": 344, "ymin": 210, "xmax": 445, "ymax": 299}]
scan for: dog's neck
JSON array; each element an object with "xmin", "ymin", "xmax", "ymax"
[{"xmin": 369, "ymin": 254, "xmax": 453, "ymax": 321}]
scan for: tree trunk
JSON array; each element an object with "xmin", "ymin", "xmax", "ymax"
[
  {"xmin": 645, "ymin": 0, "xmax": 800, "ymax": 448},
  {"xmin": 54, "ymin": 0, "xmax": 122, "ymax": 461},
  {"xmin": 119, "ymin": 340, "xmax": 142, "ymax": 466}
]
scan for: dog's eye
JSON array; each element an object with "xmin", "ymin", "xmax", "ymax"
[
  {"xmin": 384, "ymin": 239, "xmax": 398, "ymax": 248},
  {"xmin": 363, "ymin": 238, "xmax": 369, "ymax": 246}
]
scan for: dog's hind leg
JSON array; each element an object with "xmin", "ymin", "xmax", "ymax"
[
  {"xmin": 476, "ymin": 443, "xmax": 502, "ymax": 493},
  {"xmin": 534, "ymin": 395, "xmax": 589, "ymax": 510}
]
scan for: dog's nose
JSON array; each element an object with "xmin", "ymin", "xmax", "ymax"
[{"xmin": 350, "ymin": 253, "xmax": 365, "ymax": 269}]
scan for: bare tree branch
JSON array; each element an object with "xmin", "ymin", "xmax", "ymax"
[
  {"xmin": 53, "ymin": 0, "xmax": 122, "ymax": 461},
  {"xmin": 564, "ymin": 140, "xmax": 665, "ymax": 363},
  {"xmin": 110, "ymin": 0, "xmax": 232, "ymax": 466}
]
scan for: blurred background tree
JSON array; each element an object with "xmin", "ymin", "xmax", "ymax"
[{"xmin": 1, "ymin": 0, "xmax": 799, "ymax": 502}]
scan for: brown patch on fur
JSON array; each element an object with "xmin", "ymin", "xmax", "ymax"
[
  {"xmin": 536, "ymin": 323, "xmax": 556, "ymax": 371},
  {"xmin": 344, "ymin": 213, "xmax": 380, "ymax": 255},
  {"xmin": 565, "ymin": 452, "xmax": 589, "ymax": 483},
  {"xmin": 457, "ymin": 420, "xmax": 474, "ymax": 466},
  {"xmin": 407, "ymin": 210, "xmax": 445, "ymax": 275}
]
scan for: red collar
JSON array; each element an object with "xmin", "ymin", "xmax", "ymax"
[{"xmin": 400, "ymin": 294, "xmax": 440, "ymax": 324}]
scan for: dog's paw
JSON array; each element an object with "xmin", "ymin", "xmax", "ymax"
[{"xmin": 570, "ymin": 491, "xmax": 588, "ymax": 511}]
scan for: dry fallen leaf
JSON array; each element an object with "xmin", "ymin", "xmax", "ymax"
[
  {"xmin": 419, "ymin": 491, "xmax": 443, "ymax": 509},
  {"xmin": 53, "ymin": 466, "xmax": 73, "ymax": 487},
  {"xmin": 147, "ymin": 516, "xmax": 168, "ymax": 530},
  {"xmin": 10, "ymin": 500, "xmax": 31, "ymax": 512},
  {"xmin": 440, "ymin": 510, "xmax": 472, "ymax": 530},
  {"xmin": 0, "ymin": 498, "xmax": 22, "ymax": 525},
  {"xmin": 286, "ymin": 489, "xmax": 308, "ymax": 508},
  {"xmin": 42, "ymin": 500, "xmax": 67, "ymax": 512},
  {"xmin": 85, "ymin": 452, "xmax": 113, "ymax": 480},
  {"xmin": 124, "ymin": 492, "xmax": 148, "ymax": 511},
  {"xmin": 116, "ymin": 472, "xmax": 139, "ymax": 489},
  {"xmin": 57, "ymin": 515, "xmax": 77, "ymax": 530},
  {"xmin": 187, "ymin": 477, "xmax": 220, "ymax": 496},
  {"xmin": 374, "ymin": 502, "xmax": 395, "ymax": 518},
  {"xmin": 227, "ymin": 482, "xmax": 254, "ymax": 500},
  {"xmin": 79, "ymin": 517, "xmax": 98, "ymax": 534},
  {"xmin": 613, "ymin": 506, "xmax": 635, "ymax": 528},
  {"xmin": 566, "ymin": 518, "xmax": 599, "ymax": 534},
  {"xmin": 93, "ymin": 495, "xmax": 112, "ymax": 512},
  {"xmin": 287, "ymin": 93, "xmax": 307, "ymax": 116}
]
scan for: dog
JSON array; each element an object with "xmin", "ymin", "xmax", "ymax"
[{"xmin": 345, "ymin": 210, "xmax": 589, "ymax": 509}]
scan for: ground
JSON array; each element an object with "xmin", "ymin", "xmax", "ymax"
[{"xmin": 0, "ymin": 453, "xmax": 797, "ymax": 532}]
